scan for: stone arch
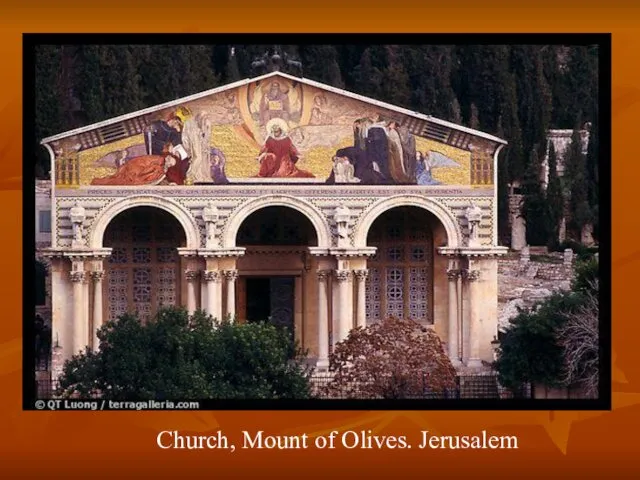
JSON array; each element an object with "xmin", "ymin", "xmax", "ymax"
[
  {"xmin": 224, "ymin": 195, "xmax": 331, "ymax": 249},
  {"xmin": 354, "ymin": 195, "xmax": 461, "ymax": 248},
  {"xmin": 89, "ymin": 195, "xmax": 200, "ymax": 249}
]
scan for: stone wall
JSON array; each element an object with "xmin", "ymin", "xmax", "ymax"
[{"xmin": 498, "ymin": 249, "xmax": 576, "ymax": 332}]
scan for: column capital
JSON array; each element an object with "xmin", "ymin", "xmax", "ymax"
[
  {"xmin": 203, "ymin": 270, "xmax": 223, "ymax": 283},
  {"xmin": 316, "ymin": 269, "xmax": 331, "ymax": 281},
  {"xmin": 446, "ymin": 268, "xmax": 461, "ymax": 281},
  {"xmin": 69, "ymin": 271, "xmax": 86, "ymax": 283},
  {"xmin": 353, "ymin": 269, "xmax": 369, "ymax": 281},
  {"xmin": 90, "ymin": 271, "xmax": 105, "ymax": 282},
  {"xmin": 334, "ymin": 269, "xmax": 352, "ymax": 282},
  {"xmin": 223, "ymin": 269, "xmax": 239, "ymax": 282},
  {"xmin": 184, "ymin": 270, "xmax": 200, "ymax": 282},
  {"xmin": 462, "ymin": 269, "xmax": 481, "ymax": 282}
]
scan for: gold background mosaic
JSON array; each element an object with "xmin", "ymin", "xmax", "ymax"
[{"xmin": 57, "ymin": 76, "xmax": 475, "ymax": 188}]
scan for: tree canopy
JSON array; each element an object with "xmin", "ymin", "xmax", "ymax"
[{"xmin": 57, "ymin": 307, "xmax": 312, "ymax": 400}]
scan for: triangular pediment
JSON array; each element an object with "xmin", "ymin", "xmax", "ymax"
[{"xmin": 44, "ymin": 71, "xmax": 506, "ymax": 188}]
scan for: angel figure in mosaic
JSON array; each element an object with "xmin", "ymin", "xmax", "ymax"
[{"xmin": 415, "ymin": 150, "xmax": 461, "ymax": 186}]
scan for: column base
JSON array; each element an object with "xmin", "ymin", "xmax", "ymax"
[
  {"xmin": 315, "ymin": 359, "xmax": 330, "ymax": 371},
  {"xmin": 450, "ymin": 357, "xmax": 463, "ymax": 367},
  {"xmin": 465, "ymin": 358, "xmax": 484, "ymax": 369}
]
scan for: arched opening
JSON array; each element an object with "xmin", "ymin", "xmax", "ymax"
[
  {"xmin": 235, "ymin": 206, "xmax": 318, "ymax": 345},
  {"xmin": 236, "ymin": 206, "xmax": 318, "ymax": 246},
  {"xmin": 103, "ymin": 206, "xmax": 187, "ymax": 322},
  {"xmin": 365, "ymin": 206, "xmax": 444, "ymax": 325}
]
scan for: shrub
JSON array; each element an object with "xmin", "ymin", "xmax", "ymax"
[
  {"xmin": 57, "ymin": 307, "xmax": 312, "ymax": 400},
  {"xmin": 322, "ymin": 317, "xmax": 457, "ymax": 399}
]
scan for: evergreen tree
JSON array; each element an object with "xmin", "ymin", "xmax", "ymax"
[
  {"xmin": 76, "ymin": 45, "xmax": 105, "ymax": 122},
  {"xmin": 564, "ymin": 122, "xmax": 591, "ymax": 241},
  {"xmin": 501, "ymin": 72, "xmax": 526, "ymax": 183},
  {"xmin": 379, "ymin": 46, "xmax": 411, "ymax": 108},
  {"xmin": 496, "ymin": 116, "xmax": 511, "ymax": 245},
  {"xmin": 545, "ymin": 141, "xmax": 564, "ymax": 249},
  {"xmin": 174, "ymin": 45, "xmax": 217, "ymax": 97},
  {"xmin": 469, "ymin": 103, "xmax": 480, "ymax": 129},
  {"xmin": 451, "ymin": 96, "xmax": 462, "ymax": 124},
  {"xmin": 352, "ymin": 47, "xmax": 383, "ymax": 99},
  {"xmin": 225, "ymin": 46, "xmax": 241, "ymax": 82},
  {"xmin": 299, "ymin": 45, "xmax": 344, "ymax": 87},
  {"xmin": 522, "ymin": 145, "xmax": 548, "ymax": 245},
  {"xmin": 34, "ymin": 45, "xmax": 63, "ymax": 177},
  {"xmin": 585, "ymin": 117, "xmax": 599, "ymax": 241}
]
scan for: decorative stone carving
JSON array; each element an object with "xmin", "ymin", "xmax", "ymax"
[
  {"xmin": 223, "ymin": 269, "xmax": 239, "ymax": 282},
  {"xmin": 464, "ymin": 269, "xmax": 481, "ymax": 282},
  {"xmin": 69, "ymin": 271, "xmax": 86, "ymax": 283},
  {"xmin": 333, "ymin": 204, "xmax": 352, "ymax": 248},
  {"xmin": 465, "ymin": 202, "xmax": 483, "ymax": 247},
  {"xmin": 90, "ymin": 271, "xmax": 105, "ymax": 282},
  {"xmin": 203, "ymin": 270, "xmax": 222, "ymax": 283},
  {"xmin": 202, "ymin": 203, "xmax": 222, "ymax": 248},
  {"xmin": 334, "ymin": 269, "xmax": 351, "ymax": 282},
  {"xmin": 316, "ymin": 270, "xmax": 331, "ymax": 281},
  {"xmin": 353, "ymin": 269, "xmax": 369, "ymax": 281},
  {"xmin": 446, "ymin": 269, "xmax": 461, "ymax": 281},
  {"xmin": 184, "ymin": 270, "xmax": 200, "ymax": 282},
  {"xmin": 70, "ymin": 203, "xmax": 87, "ymax": 248}
]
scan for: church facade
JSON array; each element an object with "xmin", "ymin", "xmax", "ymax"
[{"xmin": 39, "ymin": 71, "xmax": 507, "ymax": 373}]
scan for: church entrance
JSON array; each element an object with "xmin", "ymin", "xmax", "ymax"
[
  {"xmin": 235, "ymin": 205, "xmax": 319, "ymax": 349},
  {"xmin": 245, "ymin": 276, "xmax": 295, "ymax": 341},
  {"xmin": 102, "ymin": 206, "xmax": 186, "ymax": 322}
]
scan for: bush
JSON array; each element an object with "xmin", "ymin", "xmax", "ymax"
[
  {"xmin": 322, "ymin": 317, "xmax": 457, "ymax": 399},
  {"xmin": 494, "ymin": 291, "xmax": 584, "ymax": 392},
  {"xmin": 495, "ymin": 256, "xmax": 600, "ymax": 395},
  {"xmin": 57, "ymin": 307, "xmax": 312, "ymax": 400}
]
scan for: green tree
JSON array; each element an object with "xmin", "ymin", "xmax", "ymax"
[
  {"xmin": 299, "ymin": 45, "xmax": 344, "ymax": 87},
  {"xmin": 522, "ymin": 146, "xmax": 548, "ymax": 245},
  {"xmin": 564, "ymin": 123, "xmax": 592, "ymax": 240},
  {"xmin": 225, "ymin": 46, "xmax": 242, "ymax": 83},
  {"xmin": 469, "ymin": 103, "xmax": 480, "ymax": 129},
  {"xmin": 585, "ymin": 117, "xmax": 599, "ymax": 241},
  {"xmin": 495, "ymin": 257, "xmax": 599, "ymax": 396},
  {"xmin": 34, "ymin": 45, "xmax": 62, "ymax": 177},
  {"xmin": 545, "ymin": 141, "xmax": 564, "ymax": 249},
  {"xmin": 495, "ymin": 291, "xmax": 584, "ymax": 392},
  {"xmin": 57, "ymin": 307, "xmax": 312, "ymax": 400},
  {"xmin": 352, "ymin": 47, "xmax": 383, "ymax": 100}
]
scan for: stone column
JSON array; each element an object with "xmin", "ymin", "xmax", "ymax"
[
  {"xmin": 90, "ymin": 271, "xmax": 104, "ymax": 351},
  {"xmin": 203, "ymin": 270, "xmax": 222, "ymax": 321},
  {"xmin": 185, "ymin": 270, "xmax": 199, "ymax": 315},
  {"xmin": 334, "ymin": 270, "xmax": 352, "ymax": 343},
  {"xmin": 224, "ymin": 269, "xmax": 239, "ymax": 322},
  {"xmin": 465, "ymin": 269, "xmax": 483, "ymax": 368},
  {"xmin": 70, "ymin": 269, "xmax": 86, "ymax": 355},
  {"xmin": 353, "ymin": 269, "xmax": 368, "ymax": 329},
  {"xmin": 316, "ymin": 270, "xmax": 330, "ymax": 370},
  {"xmin": 446, "ymin": 266, "xmax": 461, "ymax": 366}
]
